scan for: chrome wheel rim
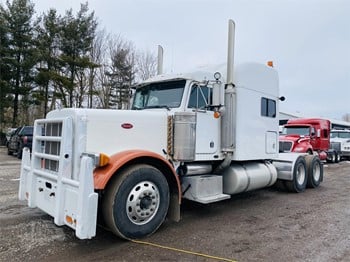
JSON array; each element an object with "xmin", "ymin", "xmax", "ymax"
[
  {"xmin": 126, "ymin": 181, "xmax": 160, "ymax": 225},
  {"xmin": 313, "ymin": 162, "xmax": 321, "ymax": 182},
  {"xmin": 296, "ymin": 164, "xmax": 306, "ymax": 185}
]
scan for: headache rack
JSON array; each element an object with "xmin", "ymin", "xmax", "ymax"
[{"xmin": 19, "ymin": 117, "xmax": 98, "ymax": 239}]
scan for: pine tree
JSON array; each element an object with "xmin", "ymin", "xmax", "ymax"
[
  {"xmin": 107, "ymin": 46, "xmax": 135, "ymax": 109},
  {"xmin": 2, "ymin": 0, "xmax": 38, "ymax": 126},
  {"xmin": 0, "ymin": 6, "xmax": 12, "ymax": 129},
  {"xmin": 58, "ymin": 3, "xmax": 97, "ymax": 107},
  {"xmin": 35, "ymin": 9, "xmax": 62, "ymax": 117}
]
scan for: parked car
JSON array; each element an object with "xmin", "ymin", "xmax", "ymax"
[
  {"xmin": 5, "ymin": 128, "xmax": 17, "ymax": 147},
  {"xmin": 7, "ymin": 126, "xmax": 33, "ymax": 159}
]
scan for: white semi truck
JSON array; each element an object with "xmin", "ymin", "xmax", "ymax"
[
  {"xmin": 330, "ymin": 129, "xmax": 350, "ymax": 160},
  {"xmin": 19, "ymin": 20, "xmax": 323, "ymax": 240}
]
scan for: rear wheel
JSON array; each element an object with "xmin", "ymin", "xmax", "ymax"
[
  {"xmin": 274, "ymin": 179, "xmax": 287, "ymax": 191},
  {"xmin": 285, "ymin": 156, "xmax": 307, "ymax": 193},
  {"xmin": 102, "ymin": 164, "xmax": 169, "ymax": 239},
  {"xmin": 305, "ymin": 155, "xmax": 323, "ymax": 188}
]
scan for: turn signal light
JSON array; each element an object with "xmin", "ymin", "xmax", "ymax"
[
  {"xmin": 66, "ymin": 215, "xmax": 76, "ymax": 225},
  {"xmin": 99, "ymin": 153, "xmax": 110, "ymax": 167},
  {"xmin": 267, "ymin": 61, "xmax": 274, "ymax": 67}
]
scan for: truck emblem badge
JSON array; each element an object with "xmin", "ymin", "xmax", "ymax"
[{"xmin": 121, "ymin": 123, "xmax": 133, "ymax": 129}]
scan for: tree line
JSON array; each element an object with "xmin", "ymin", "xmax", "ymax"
[{"xmin": 0, "ymin": 0, "xmax": 157, "ymax": 130}]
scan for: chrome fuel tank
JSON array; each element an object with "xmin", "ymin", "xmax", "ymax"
[{"xmin": 223, "ymin": 161, "xmax": 277, "ymax": 194}]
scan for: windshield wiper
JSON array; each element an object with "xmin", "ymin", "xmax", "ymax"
[{"xmin": 143, "ymin": 105, "xmax": 171, "ymax": 111}]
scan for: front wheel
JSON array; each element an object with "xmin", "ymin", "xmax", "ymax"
[
  {"xmin": 17, "ymin": 146, "xmax": 23, "ymax": 159},
  {"xmin": 102, "ymin": 164, "xmax": 170, "ymax": 239},
  {"xmin": 327, "ymin": 152, "xmax": 336, "ymax": 163},
  {"xmin": 285, "ymin": 156, "xmax": 307, "ymax": 193},
  {"xmin": 335, "ymin": 152, "xmax": 341, "ymax": 163}
]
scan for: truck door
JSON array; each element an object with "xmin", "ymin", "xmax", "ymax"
[
  {"xmin": 187, "ymin": 84, "xmax": 220, "ymax": 155},
  {"xmin": 310, "ymin": 126, "xmax": 317, "ymax": 149}
]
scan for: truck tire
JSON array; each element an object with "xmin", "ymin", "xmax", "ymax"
[
  {"xmin": 274, "ymin": 179, "xmax": 287, "ymax": 191},
  {"xmin": 17, "ymin": 146, "xmax": 23, "ymax": 159},
  {"xmin": 335, "ymin": 152, "xmax": 341, "ymax": 163},
  {"xmin": 305, "ymin": 155, "xmax": 323, "ymax": 188},
  {"xmin": 284, "ymin": 156, "xmax": 307, "ymax": 193},
  {"xmin": 102, "ymin": 164, "xmax": 170, "ymax": 240},
  {"xmin": 327, "ymin": 152, "xmax": 336, "ymax": 163}
]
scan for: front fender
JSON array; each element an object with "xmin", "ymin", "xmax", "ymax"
[
  {"xmin": 93, "ymin": 150, "xmax": 181, "ymax": 203},
  {"xmin": 293, "ymin": 142, "xmax": 312, "ymax": 153}
]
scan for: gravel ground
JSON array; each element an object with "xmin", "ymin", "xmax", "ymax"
[{"xmin": 1, "ymin": 145, "xmax": 350, "ymax": 262}]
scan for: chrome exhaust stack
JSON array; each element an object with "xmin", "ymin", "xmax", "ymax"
[
  {"xmin": 157, "ymin": 45, "xmax": 164, "ymax": 75},
  {"xmin": 226, "ymin": 19, "xmax": 235, "ymax": 87},
  {"xmin": 221, "ymin": 19, "xmax": 236, "ymax": 153}
]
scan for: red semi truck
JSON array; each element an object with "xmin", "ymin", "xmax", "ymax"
[{"xmin": 279, "ymin": 118, "xmax": 339, "ymax": 162}]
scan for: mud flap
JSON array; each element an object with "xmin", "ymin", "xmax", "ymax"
[{"xmin": 167, "ymin": 192, "xmax": 181, "ymax": 222}]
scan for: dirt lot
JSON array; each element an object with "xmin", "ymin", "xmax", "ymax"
[{"xmin": 1, "ymin": 145, "xmax": 350, "ymax": 262}]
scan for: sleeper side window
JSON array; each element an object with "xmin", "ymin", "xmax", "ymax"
[{"xmin": 261, "ymin": 97, "xmax": 276, "ymax": 118}]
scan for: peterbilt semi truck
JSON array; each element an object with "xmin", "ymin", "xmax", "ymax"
[{"xmin": 19, "ymin": 20, "xmax": 323, "ymax": 240}]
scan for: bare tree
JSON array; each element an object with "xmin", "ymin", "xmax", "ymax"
[
  {"xmin": 85, "ymin": 28, "xmax": 108, "ymax": 108},
  {"xmin": 135, "ymin": 49, "xmax": 157, "ymax": 82},
  {"xmin": 105, "ymin": 35, "xmax": 136, "ymax": 109},
  {"xmin": 342, "ymin": 113, "xmax": 350, "ymax": 122}
]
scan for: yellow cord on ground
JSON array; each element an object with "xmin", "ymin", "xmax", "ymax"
[{"xmin": 131, "ymin": 239, "xmax": 237, "ymax": 262}]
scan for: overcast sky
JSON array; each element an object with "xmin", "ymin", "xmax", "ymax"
[{"xmin": 5, "ymin": 0, "xmax": 350, "ymax": 120}]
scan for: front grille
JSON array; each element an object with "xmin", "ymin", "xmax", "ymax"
[
  {"xmin": 330, "ymin": 142, "xmax": 341, "ymax": 151},
  {"xmin": 44, "ymin": 122, "xmax": 62, "ymax": 172},
  {"xmin": 279, "ymin": 141, "xmax": 293, "ymax": 152},
  {"xmin": 34, "ymin": 121, "xmax": 64, "ymax": 173}
]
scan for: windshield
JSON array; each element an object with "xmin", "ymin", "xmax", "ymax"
[
  {"xmin": 331, "ymin": 131, "xmax": 350, "ymax": 139},
  {"xmin": 132, "ymin": 80, "xmax": 186, "ymax": 110},
  {"xmin": 282, "ymin": 126, "xmax": 310, "ymax": 136}
]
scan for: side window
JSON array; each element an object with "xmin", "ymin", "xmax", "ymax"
[
  {"xmin": 188, "ymin": 85, "xmax": 212, "ymax": 109},
  {"xmin": 261, "ymin": 97, "xmax": 276, "ymax": 118},
  {"xmin": 323, "ymin": 129, "xmax": 328, "ymax": 138},
  {"xmin": 311, "ymin": 127, "xmax": 316, "ymax": 136}
]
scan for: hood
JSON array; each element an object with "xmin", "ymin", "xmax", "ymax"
[
  {"xmin": 279, "ymin": 134, "xmax": 310, "ymax": 143},
  {"xmin": 47, "ymin": 108, "xmax": 170, "ymax": 157},
  {"xmin": 331, "ymin": 137, "xmax": 350, "ymax": 143}
]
